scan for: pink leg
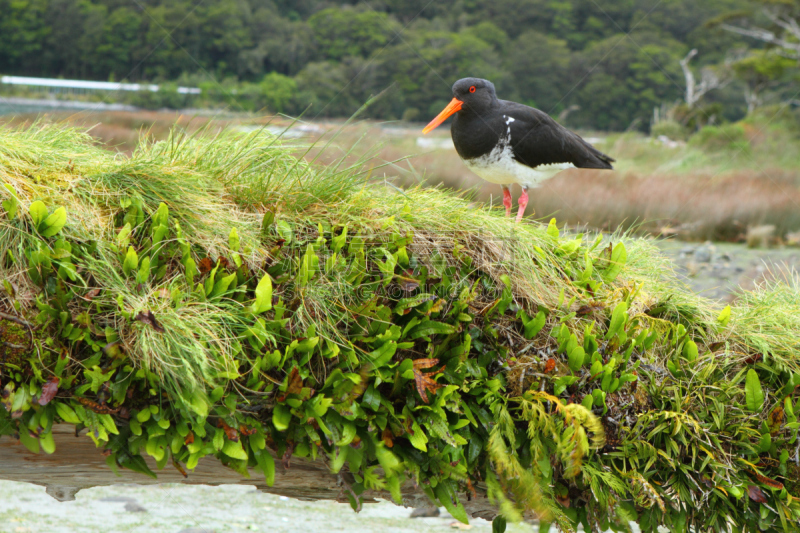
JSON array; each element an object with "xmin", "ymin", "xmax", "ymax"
[
  {"xmin": 516, "ymin": 187, "xmax": 529, "ymax": 223},
  {"xmin": 502, "ymin": 186, "xmax": 512, "ymax": 217}
]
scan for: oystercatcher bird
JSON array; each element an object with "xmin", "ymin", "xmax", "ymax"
[{"xmin": 422, "ymin": 78, "xmax": 614, "ymax": 223}]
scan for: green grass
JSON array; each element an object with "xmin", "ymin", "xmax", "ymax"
[{"xmin": 2, "ymin": 121, "xmax": 800, "ymax": 532}]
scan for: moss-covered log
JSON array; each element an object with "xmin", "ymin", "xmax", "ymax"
[{"xmin": 2, "ymin": 123, "xmax": 800, "ymax": 532}]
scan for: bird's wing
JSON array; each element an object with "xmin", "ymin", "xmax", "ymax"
[{"xmin": 501, "ymin": 101, "xmax": 614, "ymax": 170}]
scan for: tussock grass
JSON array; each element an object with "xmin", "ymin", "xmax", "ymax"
[{"xmin": 3, "ymin": 119, "xmax": 798, "ymax": 394}]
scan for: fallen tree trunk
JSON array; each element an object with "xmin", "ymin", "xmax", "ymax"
[{"xmin": 0, "ymin": 424, "xmax": 496, "ymax": 519}]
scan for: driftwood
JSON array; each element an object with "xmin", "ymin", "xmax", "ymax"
[{"xmin": 0, "ymin": 424, "xmax": 498, "ymax": 520}]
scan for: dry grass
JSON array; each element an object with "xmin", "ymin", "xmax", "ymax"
[{"xmin": 3, "ymin": 110, "xmax": 800, "ymax": 241}]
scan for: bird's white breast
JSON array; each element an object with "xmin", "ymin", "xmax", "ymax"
[{"xmin": 462, "ymin": 115, "xmax": 573, "ymax": 188}]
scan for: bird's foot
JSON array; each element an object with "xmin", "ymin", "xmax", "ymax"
[
  {"xmin": 515, "ymin": 188, "xmax": 529, "ymax": 223},
  {"xmin": 502, "ymin": 187, "xmax": 512, "ymax": 217}
]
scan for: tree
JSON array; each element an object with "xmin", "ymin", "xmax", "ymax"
[
  {"xmin": 570, "ymin": 33, "xmax": 684, "ymax": 130},
  {"xmin": 732, "ymin": 50, "xmax": 796, "ymax": 113},
  {"xmin": 721, "ymin": 3, "xmax": 800, "ymax": 60},
  {"xmin": 92, "ymin": 7, "xmax": 143, "ymax": 79},
  {"xmin": 258, "ymin": 72, "xmax": 298, "ymax": 113},
  {"xmin": 506, "ymin": 31, "xmax": 572, "ymax": 112},
  {"xmin": 308, "ymin": 7, "xmax": 393, "ymax": 61},
  {"xmin": 0, "ymin": 0, "xmax": 48, "ymax": 74},
  {"xmin": 679, "ymin": 49, "xmax": 732, "ymax": 109}
]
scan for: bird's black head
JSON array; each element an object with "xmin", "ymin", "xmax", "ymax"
[
  {"xmin": 452, "ymin": 77, "xmax": 497, "ymax": 110},
  {"xmin": 422, "ymin": 78, "xmax": 498, "ymax": 134}
]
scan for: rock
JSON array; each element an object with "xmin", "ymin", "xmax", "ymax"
[
  {"xmin": 786, "ymin": 231, "xmax": 800, "ymax": 247},
  {"xmin": 124, "ymin": 501, "xmax": 148, "ymax": 513},
  {"xmin": 694, "ymin": 243, "xmax": 715, "ymax": 263},
  {"xmin": 410, "ymin": 506, "xmax": 441, "ymax": 518},
  {"xmin": 100, "ymin": 497, "xmax": 137, "ymax": 502},
  {"xmin": 746, "ymin": 225, "xmax": 776, "ymax": 248}
]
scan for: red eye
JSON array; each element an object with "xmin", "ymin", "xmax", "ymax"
[{"xmin": 469, "ymin": 86, "xmax": 476, "ymax": 93}]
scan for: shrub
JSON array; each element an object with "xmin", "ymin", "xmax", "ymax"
[
  {"xmin": 649, "ymin": 120, "xmax": 688, "ymax": 141},
  {"xmin": 689, "ymin": 123, "xmax": 750, "ymax": 152},
  {"xmin": 258, "ymin": 72, "xmax": 298, "ymax": 113}
]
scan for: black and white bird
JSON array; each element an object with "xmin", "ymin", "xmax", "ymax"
[{"xmin": 423, "ymin": 78, "xmax": 614, "ymax": 223}]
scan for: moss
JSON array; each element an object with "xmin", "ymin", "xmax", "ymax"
[{"xmin": 0, "ymin": 316, "xmax": 29, "ymax": 365}]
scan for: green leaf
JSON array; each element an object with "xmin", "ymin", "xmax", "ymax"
[
  {"xmin": 99, "ymin": 414, "xmax": 119, "ymax": 435},
  {"xmin": 378, "ymin": 249, "xmax": 397, "ymax": 286},
  {"xmin": 335, "ymin": 422, "xmax": 357, "ymax": 446},
  {"xmin": 362, "ymin": 385, "xmax": 380, "ymax": 411},
  {"xmin": 331, "ymin": 225, "xmax": 347, "ymax": 253},
  {"xmin": 492, "ymin": 516, "xmax": 507, "ymax": 533},
  {"xmin": 187, "ymin": 392, "xmax": 208, "ymax": 418},
  {"xmin": 123, "ymin": 247, "xmax": 138, "ymax": 277},
  {"xmin": 297, "ymin": 244, "xmax": 319, "ymax": 287},
  {"xmin": 758, "ymin": 432, "xmax": 772, "ymax": 453},
  {"xmin": 210, "ymin": 272, "xmax": 237, "ymax": 299},
  {"xmin": 55, "ymin": 402, "xmax": 81, "ymax": 424},
  {"xmin": 39, "ymin": 431, "xmax": 56, "ymax": 454},
  {"xmin": 581, "ymin": 394, "xmax": 594, "ymax": 411},
  {"xmin": 19, "ymin": 429, "xmax": 40, "ymax": 454},
  {"xmin": 718, "ymin": 305, "xmax": 731, "ymax": 328},
  {"xmin": 593, "ymin": 388, "xmax": 606, "ymax": 409},
  {"xmin": 152, "ymin": 224, "xmax": 168, "ymax": 245},
  {"xmin": 745, "ymin": 369, "xmax": 765, "ymax": 413},
  {"xmin": 406, "ymin": 321, "xmax": 457, "ymax": 340},
  {"xmin": 603, "ymin": 242, "xmax": 627, "ymax": 282},
  {"xmin": 683, "ymin": 340, "xmax": 698, "ymax": 363},
  {"xmin": 567, "ymin": 346, "xmax": 586, "ymax": 372},
  {"xmin": 184, "ymin": 257, "xmax": 197, "ymax": 287},
  {"xmin": 554, "ymin": 376, "xmax": 578, "ymax": 396},
  {"xmin": 120, "ymin": 454, "xmax": 157, "ymax": 479},
  {"xmin": 2, "ymin": 184, "xmax": 19, "ymax": 219},
  {"xmin": 213, "ymin": 429, "xmax": 224, "ymax": 451},
  {"xmin": 546, "ymin": 218, "xmax": 559, "ymax": 239},
  {"xmin": 605, "ymin": 302, "xmax": 628, "ymax": 340},
  {"xmin": 255, "ymin": 449, "xmax": 275, "ymax": 486},
  {"xmin": 40, "ymin": 207, "xmax": 67, "ymax": 237},
  {"xmin": 261, "ymin": 210, "xmax": 275, "ymax": 234},
  {"xmin": 273, "ymin": 404, "xmax": 292, "ymax": 431},
  {"xmin": 138, "ymin": 256, "xmax": 151, "ymax": 284},
  {"xmin": 28, "ymin": 200, "xmax": 48, "ymax": 227},
  {"xmin": 152, "ymin": 202, "xmax": 168, "ymax": 226},
  {"xmin": 366, "ymin": 341, "xmax": 397, "ymax": 367},
  {"xmin": 434, "ymin": 481, "xmax": 469, "ymax": 524},
  {"xmin": 522, "ymin": 310, "xmax": 546, "ymax": 339},
  {"xmin": 251, "ymin": 273, "xmax": 273, "ymax": 314},
  {"xmin": 222, "ymin": 439, "xmax": 249, "ymax": 460},
  {"xmin": 228, "ymin": 227, "xmax": 240, "ymax": 252},
  {"xmin": 408, "ymin": 420, "xmax": 428, "ymax": 451},
  {"xmin": 85, "ymin": 366, "xmax": 115, "ymax": 394},
  {"xmin": 394, "ymin": 293, "xmax": 436, "ymax": 315},
  {"xmin": 276, "ymin": 220, "xmax": 293, "ymax": 243}
]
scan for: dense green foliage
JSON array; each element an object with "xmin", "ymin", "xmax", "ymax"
[
  {"xmin": 3, "ymin": 123, "xmax": 800, "ymax": 531},
  {"xmin": 0, "ymin": 0, "xmax": 784, "ymax": 129}
]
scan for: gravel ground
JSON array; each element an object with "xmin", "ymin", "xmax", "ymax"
[
  {"xmin": 656, "ymin": 241, "xmax": 800, "ymax": 302},
  {"xmin": 0, "ymin": 481, "xmax": 536, "ymax": 533}
]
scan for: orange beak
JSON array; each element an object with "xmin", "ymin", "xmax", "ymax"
[{"xmin": 422, "ymin": 98, "xmax": 463, "ymax": 134}]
